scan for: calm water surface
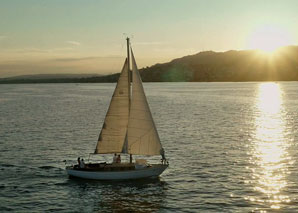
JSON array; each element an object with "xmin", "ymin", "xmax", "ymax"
[{"xmin": 1, "ymin": 82, "xmax": 298, "ymax": 212}]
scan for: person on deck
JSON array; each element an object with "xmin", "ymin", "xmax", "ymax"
[
  {"xmin": 160, "ymin": 148, "xmax": 166, "ymax": 164},
  {"xmin": 113, "ymin": 153, "xmax": 117, "ymax": 163},
  {"xmin": 77, "ymin": 157, "xmax": 81, "ymax": 168},
  {"xmin": 80, "ymin": 158, "xmax": 85, "ymax": 169},
  {"xmin": 116, "ymin": 155, "xmax": 121, "ymax": 163}
]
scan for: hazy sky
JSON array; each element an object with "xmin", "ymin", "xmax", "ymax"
[{"xmin": 0, "ymin": 0, "xmax": 297, "ymax": 77}]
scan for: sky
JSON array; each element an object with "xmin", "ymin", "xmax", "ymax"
[{"xmin": 0, "ymin": 0, "xmax": 297, "ymax": 77}]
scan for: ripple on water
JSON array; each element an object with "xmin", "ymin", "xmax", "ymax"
[{"xmin": 1, "ymin": 82, "xmax": 298, "ymax": 212}]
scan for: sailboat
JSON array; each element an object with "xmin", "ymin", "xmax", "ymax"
[{"xmin": 66, "ymin": 38, "xmax": 168, "ymax": 180}]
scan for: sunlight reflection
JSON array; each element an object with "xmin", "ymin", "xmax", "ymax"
[{"xmin": 249, "ymin": 82, "xmax": 291, "ymax": 210}]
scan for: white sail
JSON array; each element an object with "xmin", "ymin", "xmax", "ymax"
[
  {"xmin": 127, "ymin": 50, "xmax": 162, "ymax": 156},
  {"xmin": 95, "ymin": 59, "xmax": 130, "ymax": 154}
]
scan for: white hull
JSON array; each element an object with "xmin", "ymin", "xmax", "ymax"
[{"xmin": 66, "ymin": 164, "xmax": 168, "ymax": 180}]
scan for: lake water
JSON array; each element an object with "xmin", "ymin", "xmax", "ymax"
[{"xmin": 1, "ymin": 82, "xmax": 298, "ymax": 212}]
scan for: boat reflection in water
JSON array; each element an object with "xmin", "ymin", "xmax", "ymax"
[
  {"xmin": 247, "ymin": 83, "xmax": 292, "ymax": 210},
  {"xmin": 67, "ymin": 178, "xmax": 166, "ymax": 212}
]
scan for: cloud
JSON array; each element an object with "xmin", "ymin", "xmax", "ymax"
[
  {"xmin": 66, "ymin": 41, "xmax": 81, "ymax": 46},
  {"xmin": 15, "ymin": 48, "xmax": 51, "ymax": 53},
  {"xmin": 2, "ymin": 47, "xmax": 74, "ymax": 54},
  {"xmin": 52, "ymin": 55, "xmax": 122, "ymax": 62},
  {"xmin": 53, "ymin": 57, "xmax": 97, "ymax": 62},
  {"xmin": 134, "ymin": 41, "xmax": 167, "ymax": 46}
]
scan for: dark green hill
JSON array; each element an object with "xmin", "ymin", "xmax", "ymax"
[
  {"xmin": 0, "ymin": 73, "xmax": 119, "ymax": 84},
  {"xmin": 140, "ymin": 46, "xmax": 298, "ymax": 82}
]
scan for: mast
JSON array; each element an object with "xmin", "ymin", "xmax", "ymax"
[
  {"xmin": 126, "ymin": 37, "xmax": 133, "ymax": 163},
  {"xmin": 126, "ymin": 37, "xmax": 131, "ymax": 99},
  {"xmin": 126, "ymin": 37, "xmax": 130, "ymax": 70}
]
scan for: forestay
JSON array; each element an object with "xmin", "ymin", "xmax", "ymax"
[{"xmin": 95, "ymin": 59, "xmax": 130, "ymax": 153}]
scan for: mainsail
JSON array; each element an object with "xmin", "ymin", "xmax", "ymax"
[
  {"xmin": 126, "ymin": 50, "xmax": 162, "ymax": 155},
  {"xmin": 95, "ymin": 59, "xmax": 130, "ymax": 154}
]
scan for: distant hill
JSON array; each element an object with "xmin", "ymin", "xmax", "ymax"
[
  {"xmin": 0, "ymin": 73, "xmax": 117, "ymax": 84},
  {"xmin": 6, "ymin": 74, "xmax": 103, "ymax": 80},
  {"xmin": 1, "ymin": 46, "xmax": 298, "ymax": 84},
  {"xmin": 140, "ymin": 45, "xmax": 298, "ymax": 82}
]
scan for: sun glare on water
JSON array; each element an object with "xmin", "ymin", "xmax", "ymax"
[
  {"xmin": 246, "ymin": 83, "xmax": 292, "ymax": 210},
  {"xmin": 247, "ymin": 25, "xmax": 292, "ymax": 53}
]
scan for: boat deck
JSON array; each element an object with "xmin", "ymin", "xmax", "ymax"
[{"xmin": 72, "ymin": 162, "xmax": 137, "ymax": 172}]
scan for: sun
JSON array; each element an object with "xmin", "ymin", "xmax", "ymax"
[{"xmin": 247, "ymin": 25, "xmax": 292, "ymax": 53}]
